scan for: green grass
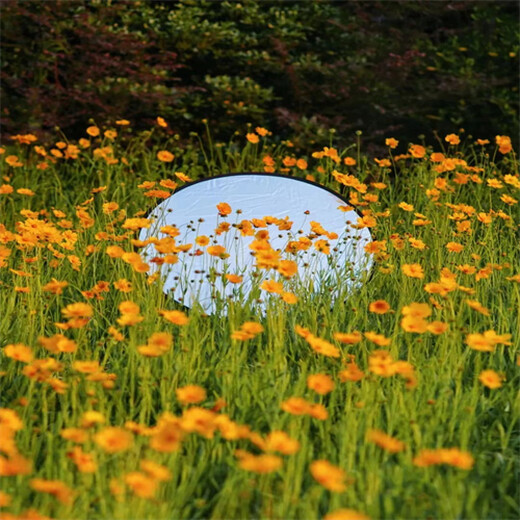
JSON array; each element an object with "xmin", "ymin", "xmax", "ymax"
[{"xmin": 0, "ymin": 128, "xmax": 519, "ymax": 520}]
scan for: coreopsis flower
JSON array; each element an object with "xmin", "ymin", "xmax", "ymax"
[
  {"xmin": 6, "ymin": 155, "xmax": 24, "ymax": 167},
  {"xmin": 60, "ymin": 428, "xmax": 88, "ymax": 443},
  {"xmin": 207, "ymin": 245, "xmax": 229, "ymax": 258},
  {"xmin": 42, "ymin": 278, "xmax": 68, "ymax": 294},
  {"xmin": 157, "ymin": 150, "xmax": 174, "ymax": 162},
  {"xmin": 334, "ymin": 331, "xmax": 362, "ymax": 344},
  {"xmin": 117, "ymin": 300, "xmax": 144, "ymax": 326},
  {"xmin": 445, "ymin": 134, "xmax": 460, "ymax": 145},
  {"xmin": 446, "ymin": 241, "xmax": 464, "ymax": 253},
  {"xmin": 176, "ymin": 385, "xmax": 207, "ymax": 404},
  {"xmin": 225, "ymin": 273, "xmax": 243, "ymax": 284},
  {"xmin": 140, "ymin": 459, "xmax": 171, "ymax": 481},
  {"xmin": 367, "ymin": 429, "xmax": 406, "ymax": 453},
  {"xmin": 374, "ymin": 158, "xmax": 391, "ymax": 168},
  {"xmin": 364, "ymin": 331, "xmax": 391, "ymax": 347},
  {"xmin": 149, "ymin": 412, "xmax": 184, "ymax": 452},
  {"xmin": 0, "ymin": 491, "xmax": 11, "ymax": 507},
  {"xmin": 495, "ymin": 135, "xmax": 512, "ymax": 154},
  {"xmin": 385, "ymin": 138, "xmax": 399, "ymax": 149},
  {"xmin": 264, "ymin": 431, "xmax": 300, "ymax": 455},
  {"xmin": 296, "ymin": 158, "xmax": 308, "ymax": 170},
  {"xmin": 216, "ymin": 202, "xmax": 232, "ymax": 216},
  {"xmin": 339, "ymin": 361, "xmax": 364, "ymax": 382},
  {"xmin": 181, "ymin": 407, "xmax": 217, "ymax": 438},
  {"xmin": 310, "ymin": 460, "xmax": 348, "ymax": 492},
  {"xmin": 122, "ymin": 217, "xmax": 150, "ymax": 230},
  {"xmin": 478, "ymin": 369, "xmax": 504, "ymax": 389},
  {"xmin": 235, "ymin": 450, "xmax": 282, "ymax": 473},
  {"xmin": 426, "ymin": 321, "xmax": 449, "ymax": 334},
  {"xmin": 466, "ymin": 330, "xmax": 512, "ymax": 352},
  {"xmin": 368, "ymin": 300, "xmax": 391, "ymax": 314},
  {"xmin": 66, "ymin": 446, "xmax": 97, "ymax": 473},
  {"xmin": 277, "ymin": 259, "xmax": 298, "ymax": 278},
  {"xmin": 125, "ymin": 472, "xmax": 157, "ymax": 498},
  {"xmin": 401, "ymin": 263, "xmax": 424, "ymax": 279},
  {"xmin": 94, "ymin": 427, "xmax": 133, "ymax": 453},
  {"xmin": 281, "ymin": 397, "xmax": 311, "ymax": 415},
  {"xmin": 175, "ymin": 171, "xmax": 192, "ymax": 182},
  {"xmin": 159, "ymin": 309, "xmax": 189, "ymax": 325},
  {"xmin": 307, "ymin": 374, "xmax": 335, "ymax": 395},
  {"xmin": 30, "ymin": 479, "xmax": 75, "ymax": 504},
  {"xmin": 80, "ymin": 411, "xmax": 105, "ymax": 428},
  {"xmin": 246, "ymin": 133, "xmax": 260, "ymax": 144},
  {"xmin": 260, "ymin": 279, "xmax": 284, "ymax": 294},
  {"xmin": 465, "ymin": 299, "xmax": 490, "ymax": 316},
  {"xmin": 306, "ymin": 334, "xmax": 341, "ymax": 357},
  {"xmin": 281, "ymin": 291, "xmax": 298, "ymax": 304},
  {"xmin": 0, "ymin": 454, "xmax": 32, "ymax": 476},
  {"xmin": 3, "ymin": 344, "xmax": 33, "ymax": 363},
  {"xmin": 413, "ymin": 448, "xmax": 474, "ymax": 470},
  {"xmin": 409, "ymin": 144, "xmax": 426, "ymax": 158},
  {"xmin": 231, "ymin": 321, "xmax": 264, "ymax": 341},
  {"xmin": 398, "ymin": 202, "xmax": 414, "ymax": 211},
  {"xmin": 86, "ymin": 126, "xmax": 100, "ymax": 137},
  {"xmin": 308, "ymin": 403, "xmax": 329, "ymax": 420},
  {"xmin": 401, "ymin": 314, "xmax": 428, "ymax": 333},
  {"xmin": 324, "ymin": 509, "xmax": 370, "ymax": 520}
]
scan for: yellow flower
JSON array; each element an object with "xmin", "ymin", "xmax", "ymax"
[
  {"xmin": 62, "ymin": 302, "xmax": 93, "ymax": 319},
  {"xmin": 402, "ymin": 263, "xmax": 424, "ymax": 279},
  {"xmin": 334, "ymin": 331, "xmax": 362, "ymax": 344},
  {"xmin": 398, "ymin": 202, "xmax": 414, "ymax": 211},
  {"xmin": 3, "ymin": 344, "xmax": 33, "ymax": 363},
  {"xmin": 307, "ymin": 374, "xmax": 335, "ymax": 395},
  {"xmin": 125, "ymin": 472, "xmax": 157, "ymax": 498},
  {"xmin": 157, "ymin": 116, "xmax": 168, "ymax": 127},
  {"xmin": 94, "ymin": 427, "xmax": 133, "ymax": 453},
  {"xmin": 324, "ymin": 509, "xmax": 370, "ymax": 520},
  {"xmin": 236, "ymin": 451, "xmax": 282, "ymax": 473},
  {"xmin": 246, "ymin": 133, "xmax": 260, "ymax": 144},
  {"xmin": 465, "ymin": 299, "xmax": 490, "ymax": 316},
  {"xmin": 368, "ymin": 300, "xmax": 391, "ymax": 314},
  {"xmin": 157, "ymin": 150, "xmax": 174, "ymax": 162},
  {"xmin": 445, "ymin": 134, "xmax": 460, "ymax": 145},
  {"xmin": 281, "ymin": 397, "xmax": 311, "ymax": 415},
  {"xmin": 176, "ymin": 385, "xmax": 207, "ymax": 404},
  {"xmin": 140, "ymin": 459, "xmax": 171, "ymax": 481},
  {"xmin": 367, "ymin": 429, "xmax": 406, "ymax": 453},
  {"xmin": 86, "ymin": 126, "xmax": 100, "ymax": 137},
  {"xmin": 306, "ymin": 334, "xmax": 341, "ymax": 357},
  {"xmin": 264, "ymin": 431, "xmax": 300, "ymax": 455},
  {"xmin": 385, "ymin": 138, "xmax": 399, "ymax": 149},
  {"xmin": 30, "ymin": 479, "xmax": 75, "ymax": 504},
  {"xmin": 479, "ymin": 369, "xmax": 504, "ymax": 389},
  {"xmin": 413, "ymin": 448, "xmax": 474, "ymax": 470},
  {"xmin": 409, "ymin": 144, "xmax": 426, "ymax": 158},
  {"xmin": 160, "ymin": 309, "xmax": 189, "ymax": 325},
  {"xmin": 364, "ymin": 331, "xmax": 391, "ymax": 346},
  {"xmin": 260, "ymin": 279, "xmax": 283, "ymax": 294},
  {"xmin": 310, "ymin": 460, "xmax": 348, "ymax": 492}
]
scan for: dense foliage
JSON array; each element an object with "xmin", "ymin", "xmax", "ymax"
[{"xmin": 1, "ymin": 0, "xmax": 518, "ymax": 151}]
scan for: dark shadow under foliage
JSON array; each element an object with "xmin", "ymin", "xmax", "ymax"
[{"xmin": 1, "ymin": 0, "xmax": 518, "ymax": 151}]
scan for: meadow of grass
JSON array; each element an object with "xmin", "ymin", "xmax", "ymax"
[{"xmin": 0, "ymin": 123, "xmax": 519, "ymax": 520}]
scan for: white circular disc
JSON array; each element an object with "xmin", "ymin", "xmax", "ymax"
[{"xmin": 138, "ymin": 174, "xmax": 373, "ymax": 313}]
